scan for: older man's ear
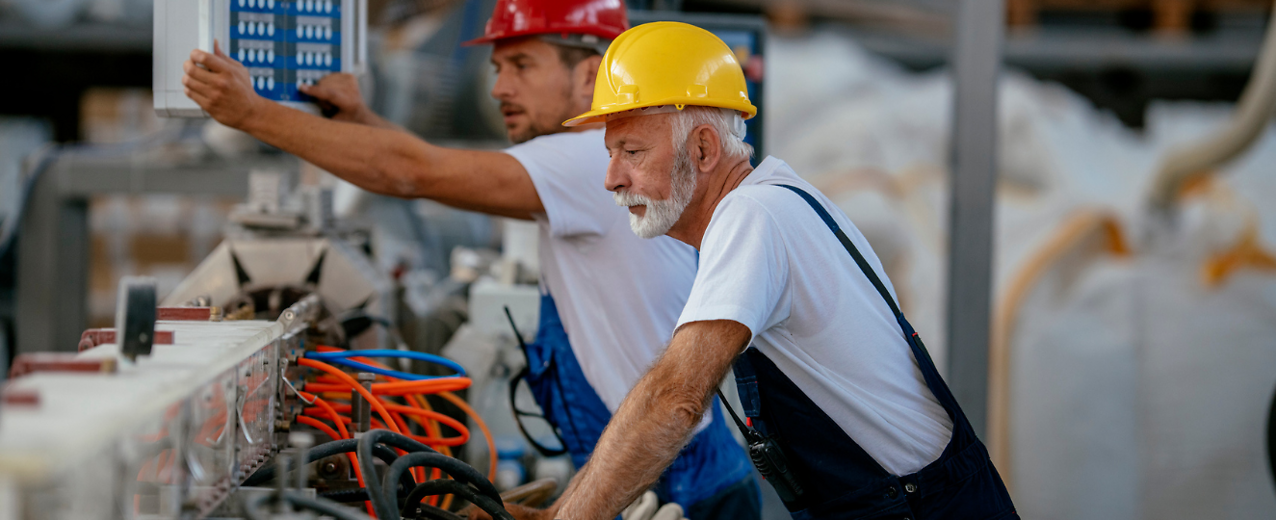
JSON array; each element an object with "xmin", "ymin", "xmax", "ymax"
[{"xmin": 692, "ymin": 124, "xmax": 723, "ymax": 174}]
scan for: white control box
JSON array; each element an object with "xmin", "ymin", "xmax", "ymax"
[
  {"xmin": 154, "ymin": 0, "xmax": 367, "ymax": 118},
  {"xmin": 469, "ymin": 277, "xmax": 541, "ymax": 340}
]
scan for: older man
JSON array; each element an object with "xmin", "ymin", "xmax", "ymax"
[
  {"xmin": 180, "ymin": 4, "xmax": 757, "ymax": 518},
  {"xmin": 529, "ymin": 22, "xmax": 1018, "ymax": 520}
]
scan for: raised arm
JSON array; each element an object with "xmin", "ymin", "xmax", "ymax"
[
  {"xmin": 182, "ymin": 43, "xmax": 543, "ymax": 220},
  {"xmin": 546, "ymin": 320, "xmax": 751, "ymax": 520}
]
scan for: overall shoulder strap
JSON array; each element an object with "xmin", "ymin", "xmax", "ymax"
[
  {"xmin": 774, "ymin": 184, "xmax": 904, "ymax": 320},
  {"xmin": 771, "ymin": 184, "xmax": 968, "ymax": 434}
]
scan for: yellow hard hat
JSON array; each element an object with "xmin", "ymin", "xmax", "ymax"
[{"xmin": 563, "ymin": 21, "xmax": 757, "ymax": 127}]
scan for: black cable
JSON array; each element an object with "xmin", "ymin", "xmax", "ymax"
[
  {"xmin": 243, "ymin": 490, "xmax": 375, "ymax": 520},
  {"xmin": 359, "ymin": 430, "xmax": 439, "ymax": 519},
  {"xmin": 319, "ymin": 486, "xmax": 425, "ymax": 504},
  {"xmin": 320, "ymin": 487, "xmax": 374, "ymax": 503},
  {"xmin": 417, "ymin": 502, "xmax": 467, "ymax": 520},
  {"xmin": 358, "ymin": 430, "xmax": 505, "ymax": 520},
  {"xmin": 243, "ymin": 439, "xmax": 413, "ymax": 493},
  {"xmin": 284, "ymin": 490, "xmax": 375, "ymax": 520},
  {"xmin": 381, "ymin": 451, "xmax": 503, "ymax": 517},
  {"xmin": 401, "ymin": 479, "xmax": 513, "ymax": 520}
]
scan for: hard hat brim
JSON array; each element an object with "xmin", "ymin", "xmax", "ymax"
[
  {"xmin": 463, "ymin": 28, "xmax": 625, "ymax": 47},
  {"xmin": 461, "ymin": 35, "xmax": 495, "ymax": 47},
  {"xmin": 563, "ymin": 99, "xmax": 757, "ymax": 127},
  {"xmin": 461, "ymin": 32, "xmax": 513, "ymax": 47}
]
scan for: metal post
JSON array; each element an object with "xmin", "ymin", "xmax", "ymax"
[
  {"xmin": 357, "ymin": 372, "xmax": 374, "ymax": 432},
  {"xmin": 16, "ymin": 167, "xmax": 88, "ymax": 355},
  {"xmin": 291, "ymin": 431, "xmax": 315, "ymax": 491},
  {"xmin": 946, "ymin": 0, "xmax": 1005, "ymax": 439}
]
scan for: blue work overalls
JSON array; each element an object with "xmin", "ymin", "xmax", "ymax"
[
  {"xmin": 522, "ymin": 292, "xmax": 754, "ymax": 512},
  {"xmin": 731, "ymin": 185, "xmax": 1018, "ymax": 520}
]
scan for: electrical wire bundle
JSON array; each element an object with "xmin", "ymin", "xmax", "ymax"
[
  {"xmin": 242, "ymin": 431, "xmax": 513, "ymax": 520},
  {"xmin": 265, "ymin": 346, "xmax": 503, "ymax": 519}
]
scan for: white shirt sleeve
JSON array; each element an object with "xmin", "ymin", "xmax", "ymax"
[
  {"xmin": 676, "ymin": 192, "xmax": 791, "ymax": 338},
  {"xmin": 504, "ymin": 132, "xmax": 616, "ymax": 238}
]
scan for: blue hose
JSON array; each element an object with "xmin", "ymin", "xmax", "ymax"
[{"xmin": 306, "ymin": 350, "xmax": 466, "ymax": 379}]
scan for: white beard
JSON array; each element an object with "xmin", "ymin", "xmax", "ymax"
[{"xmin": 614, "ymin": 147, "xmax": 698, "ymax": 239}]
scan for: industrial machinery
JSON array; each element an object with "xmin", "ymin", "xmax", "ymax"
[
  {"xmin": 162, "ymin": 171, "xmax": 395, "ymax": 350},
  {"xmin": 0, "ymin": 172, "xmax": 535, "ymax": 520},
  {"xmin": 0, "ymin": 274, "xmax": 532, "ymax": 520}
]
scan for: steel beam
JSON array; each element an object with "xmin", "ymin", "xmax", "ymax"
[{"xmin": 945, "ymin": 0, "xmax": 1004, "ymax": 439}]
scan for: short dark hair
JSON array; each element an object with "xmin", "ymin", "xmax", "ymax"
[{"xmin": 555, "ymin": 44, "xmax": 600, "ymax": 70}]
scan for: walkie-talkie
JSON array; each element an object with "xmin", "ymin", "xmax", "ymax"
[{"xmin": 717, "ymin": 390, "xmax": 806, "ymax": 504}]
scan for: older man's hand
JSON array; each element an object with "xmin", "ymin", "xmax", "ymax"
[
  {"xmin": 298, "ymin": 73, "xmax": 372, "ymax": 124},
  {"xmin": 182, "ymin": 40, "xmax": 264, "ymax": 129}
]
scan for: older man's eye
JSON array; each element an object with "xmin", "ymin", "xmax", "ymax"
[{"xmin": 626, "ymin": 150, "xmax": 639, "ymax": 155}]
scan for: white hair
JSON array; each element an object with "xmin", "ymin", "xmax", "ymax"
[{"xmin": 669, "ymin": 106, "xmax": 754, "ymax": 161}]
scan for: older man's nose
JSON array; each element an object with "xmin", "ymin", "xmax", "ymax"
[{"xmin": 604, "ymin": 158, "xmax": 628, "ymax": 193}]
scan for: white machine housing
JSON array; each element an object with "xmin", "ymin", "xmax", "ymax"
[{"xmin": 0, "ymin": 297, "xmax": 320, "ymax": 520}]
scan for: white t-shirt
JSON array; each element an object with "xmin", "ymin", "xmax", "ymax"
[
  {"xmin": 676, "ymin": 156, "xmax": 953, "ymax": 476},
  {"xmin": 506, "ymin": 129, "xmax": 700, "ymax": 413}
]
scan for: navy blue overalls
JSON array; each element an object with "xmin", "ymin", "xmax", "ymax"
[
  {"xmin": 520, "ymin": 292, "xmax": 755, "ymax": 513},
  {"xmin": 730, "ymin": 185, "xmax": 1018, "ymax": 520}
]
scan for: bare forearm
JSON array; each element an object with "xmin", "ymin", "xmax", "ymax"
[
  {"xmin": 557, "ymin": 369, "xmax": 705, "ymax": 518},
  {"xmin": 236, "ymin": 102, "xmax": 540, "ymax": 218},
  {"xmin": 552, "ymin": 321, "xmax": 748, "ymax": 520},
  {"xmin": 242, "ymin": 101, "xmax": 434, "ymax": 197},
  {"xmin": 184, "ymin": 48, "xmax": 540, "ymax": 216},
  {"xmin": 353, "ymin": 107, "xmax": 405, "ymax": 132}
]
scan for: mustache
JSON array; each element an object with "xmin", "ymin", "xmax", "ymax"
[
  {"xmin": 614, "ymin": 190, "xmax": 658, "ymax": 207},
  {"xmin": 500, "ymin": 102, "xmax": 526, "ymax": 114}
]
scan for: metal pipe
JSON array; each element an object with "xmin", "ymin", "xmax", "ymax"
[{"xmin": 1147, "ymin": 0, "xmax": 1276, "ymax": 213}]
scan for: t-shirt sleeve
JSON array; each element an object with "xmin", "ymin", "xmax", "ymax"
[
  {"xmin": 504, "ymin": 134, "xmax": 616, "ymax": 238},
  {"xmin": 677, "ymin": 193, "xmax": 791, "ymax": 338}
]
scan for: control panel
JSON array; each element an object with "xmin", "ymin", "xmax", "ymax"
[{"xmin": 154, "ymin": 0, "xmax": 366, "ymax": 117}]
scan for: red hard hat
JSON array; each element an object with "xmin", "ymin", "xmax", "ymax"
[{"xmin": 462, "ymin": 0, "xmax": 629, "ymax": 46}]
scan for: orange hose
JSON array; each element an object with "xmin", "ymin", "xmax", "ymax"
[
  {"xmin": 296, "ymin": 416, "xmax": 342, "ymax": 442},
  {"xmin": 408, "ymin": 394, "xmax": 440, "ymax": 435},
  {"xmin": 311, "ymin": 347, "xmax": 452, "ymax": 442},
  {"xmin": 303, "ymin": 408, "xmax": 352, "ymax": 424},
  {"xmin": 307, "ymin": 347, "xmax": 468, "ymax": 508},
  {"xmin": 438, "ymin": 391, "xmax": 497, "ymax": 481},
  {"xmin": 310, "ymin": 350, "xmax": 456, "ymax": 490},
  {"xmin": 304, "ymin": 377, "xmax": 471, "ymax": 396},
  {"xmin": 381, "ymin": 405, "xmax": 470, "ymax": 446},
  {"xmin": 389, "ymin": 409, "xmax": 413, "ymax": 437},
  {"xmin": 411, "ymin": 395, "xmax": 449, "ymax": 507},
  {"xmin": 301, "ymin": 391, "xmax": 374, "ymax": 517},
  {"xmin": 299, "ymin": 358, "xmax": 401, "ymax": 435},
  {"xmin": 309, "ymin": 404, "xmax": 468, "ymax": 444}
]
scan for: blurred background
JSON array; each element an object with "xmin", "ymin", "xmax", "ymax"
[{"xmin": 2, "ymin": 0, "xmax": 1276, "ymax": 518}]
